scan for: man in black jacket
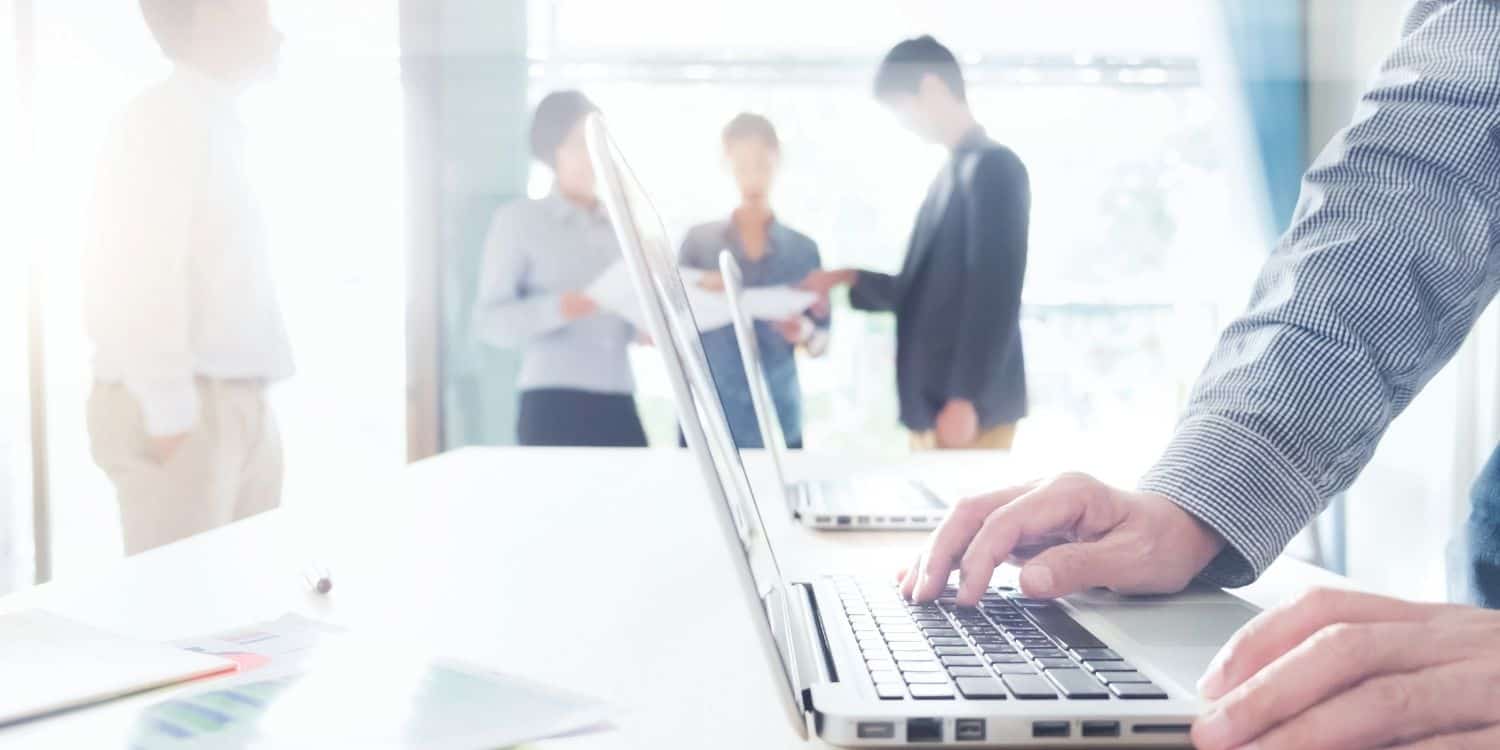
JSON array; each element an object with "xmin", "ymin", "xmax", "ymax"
[{"xmin": 804, "ymin": 35, "xmax": 1030, "ymax": 450}]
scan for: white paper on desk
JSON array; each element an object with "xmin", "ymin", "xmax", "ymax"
[
  {"xmin": 588, "ymin": 261, "xmax": 817, "ymax": 332},
  {"xmin": 0, "ymin": 611, "xmax": 236, "ymax": 727},
  {"xmin": 128, "ymin": 615, "xmax": 610, "ymax": 750}
]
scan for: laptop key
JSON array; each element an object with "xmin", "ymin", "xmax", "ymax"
[
  {"xmin": 929, "ymin": 637, "xmax": 967, "ymax": 647},
  {"xmin": 1035, "ymin": 658, "xmax": 1079, "ymax": 670},
  {"xmin": 1023, "ymin": 606, "xmax": 1107, "ymax": 649},
  {"xmin": 1084, "ymin": 660, "xmax": 1136, "ymax": 673},
  {"xmin": 987, "ymin": 655, "xmax": 1029, "ymax": 666},
  {"xmin": 909, "ymin": 684, "xmax": 956, "ymax": 700},
  {"xmin": 897, "ymin": 661, "xmax": 943, "ymax": 672},
  {"xmin": 947, "ymin": 666, "xmax": 993, "ymax": 678},
  {"xmin": 923, "ymin": 628, "xmax": 960, "ymax": 639},
  {"xmin": 934, "ymin": 646, "xmax": 977, "ymax": 656},
  {"xmin": 940, "ymin": 656, "xmax": 984, "ymax": 668},
  {"xmin": 979, "ymin": 643, "xmax": 1017, "ymax": 655},
  {"xmin": 991, "ymin": 663, "xmax": 1039, "ymax": 676},
  {"xmin": 1111, "ymin": 682, "xmax": 1168, "ymax": 699},
  {"xmin": 1025, "ymin": 648, "xmax": 1067, "ymax": 659},
  {"xmin": 954, "ymin": 677, "xmax": 1009, "ymax": 699},
  {"xmin": 904, "ymin": 672, "xmax": 950, "ymax": 685},
  {"xmin": 1096, "ymin": 671, "xmax": 1151, "ymax": 685},
  {"xmin": 1046, "ymin": 669, "xmax": 1110, "ymax": 699},
  {"xmin": 875, "ymin": 683, "xmax": 906, "ymax": 700},
  {"xmin": 869, "ymin": 670, "xmax": 903, "ymax": 684},
  {"xmin": 1001, "ymin": 674, "xmax": 1058, "ymax": 699},
  {"xmin": 1073, "ymin": 648, "xmax": 1123, "ymax": 662}
]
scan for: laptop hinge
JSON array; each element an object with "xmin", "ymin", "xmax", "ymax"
[{"xmin": 788, "ymin": 580, "xmax": 837, "ymax": 715}]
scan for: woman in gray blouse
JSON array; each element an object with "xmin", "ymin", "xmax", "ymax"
[{"xmin": 472, "ymin": 91, "xmax": 646, "ymax": 447}]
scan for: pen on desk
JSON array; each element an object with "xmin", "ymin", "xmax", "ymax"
[{"xmin": 302, "ymin": 564, "xmax": 332, "ymax": 595}]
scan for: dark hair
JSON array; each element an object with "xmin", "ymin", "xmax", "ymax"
[
  {"xmin": 873, "ymin": 35, "xmax": 967, "ymax": 102},
  {"xmin": 721, "ymin": 112, "xmax": 780, "ymax": 151},
  {"xmin": 139, "ymin": 0, "xmax": 200, "ymax": 59},
  {"xmin": 529, "ymin": 90, "xmax": 598, "ymax": 167}
]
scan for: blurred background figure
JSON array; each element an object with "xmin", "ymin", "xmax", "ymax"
[
  {"xmin": 82, "ymin": 0, "xmax": 291, "ymax": 555},
  {"xmin": 680, "ymin": 113, "xmax": 830, "ymax": 449},
  {"xmin": 803, "ymin": 35, "xmax": 1031, "ymax": 452},
  {"xmin": 472, "ymin": 91, "xmax": 647, "ymax": 448}
]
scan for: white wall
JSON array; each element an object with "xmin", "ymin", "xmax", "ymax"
[{"xmin": 1304, "ymin": 0, "xmax": 1494, "ymax": 602}]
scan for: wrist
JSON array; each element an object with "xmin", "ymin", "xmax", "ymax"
[{"xmin": 1144, "ymin": 490, "xmax": 1229, "ymax": 572}]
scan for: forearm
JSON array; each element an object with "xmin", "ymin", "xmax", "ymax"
[
  {"xmin": 473, "ymin": 294, "xmax": 567, "ymax": 348},
  {"xmin": 849, "ymin": 270, "xmax": 899, "ymax": 312},
  {"xmin": 1141, "ymin": 0, "xmax": 1500, "ymax": 586}
]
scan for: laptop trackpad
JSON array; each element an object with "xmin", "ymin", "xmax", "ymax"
[{"xmin": 1073, "ymin": 595, "xmax": 1258, "ymax": 690}]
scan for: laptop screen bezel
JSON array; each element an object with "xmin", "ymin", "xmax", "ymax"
[{"xmin": 585, "ymin": 114, "xmax": 810, "ymax": 738}]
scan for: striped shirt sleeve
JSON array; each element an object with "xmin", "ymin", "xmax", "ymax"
[{"xmin": 1139, "ymin": 0, "xmax": 1500, "ymax": 586}]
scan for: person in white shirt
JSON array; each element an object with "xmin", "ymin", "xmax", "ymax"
[{"xmin": 83, "ymin": 0, "xmax": 291, "ymax": 554}]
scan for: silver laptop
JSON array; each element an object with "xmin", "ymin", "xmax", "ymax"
[
  {"xmin": 589, "ymin": 113, "xmax": 1257, "ymax": 746},
  {"xmin": 718, "ymin": 251, "xmax": 950, "ymax": 531}
]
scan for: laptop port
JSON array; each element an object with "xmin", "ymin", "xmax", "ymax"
[
  {"xmin": 814, "ymin": 515, "xmax": 832, "ymax": 525},
  {"xmin": 1133, "ymin": 723, "xmax": 1191, "ymax": 735},
  {"xmin": 888, "ymin": 516, "xmax": 907, "ymax": 523},
  {"xmin": 836, "ymin": 515, "xmax": 851, "ymax": 526},
  {"xmin": 912, "ymin": 515, "xmax": 929, "ymax": 523},
  {"xmin": 954, "ymin": 718, "xmax": 985, "ymax": 741},
  {"xmin": 906, "ymin": 718, "xmax": 942, "ymax": 742},
  {"xmin": 1032, "ymin": 721, "xmax": 1070, "ymax": 738},
  {"xmin": 873, "ymin": 516, "xmax": 887, "ymax": 524},
  {"xmin": 857, "ymin": 721, "xmax": 895, "ymax": 739},
  {"xmin": 856, "ymin": 515, "xmax": 871, "ymax": 525},
  {"xmin": 1082, "ymin": 721, "xmax": 1120, "ymax": 738}
]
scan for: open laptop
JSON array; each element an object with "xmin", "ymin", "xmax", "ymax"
[
  {"xmin": 588, "ymin": 113, "xmax": 1257, "ymax": 746},
  {"xmin": 719, "ymin": 251, "xmax": 949, "ymax": 531}
]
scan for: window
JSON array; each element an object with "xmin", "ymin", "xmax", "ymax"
[{"xmin": 528, "ymin": 0, "xmax": 1269, "ymax": 462}]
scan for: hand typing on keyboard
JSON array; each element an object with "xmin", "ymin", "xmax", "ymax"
[{"xmin": 897, "ymin": 473, "xmax": 1226, "ymax": 606}]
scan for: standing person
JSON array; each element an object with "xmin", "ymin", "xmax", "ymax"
[
  {"xmin": 680, "ymin": 113, "xmax": 830, "ymax": 449},
  {"xmin": 84, "ymin": 0, "xmax": 291, "ymax": 555},
  {"xmin": 803, "ymin": 35, "xmax": 1030, "ymax": 452},
  {"xmin": 473, "ymin": 91, "xmax": 647, "ymax": 448}
]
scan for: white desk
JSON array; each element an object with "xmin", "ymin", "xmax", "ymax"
[{"xmin": 0, "ymin": 448, "xmax": 1345, "ymax": 748}]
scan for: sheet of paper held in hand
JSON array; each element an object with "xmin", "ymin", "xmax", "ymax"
[
  {"xmin": 119, "ymin": 614, "xmax": 610, "ymax": 750},
  {"xmin": 588, "ymin": 260, "xmax": 818, "ymax": 331}
]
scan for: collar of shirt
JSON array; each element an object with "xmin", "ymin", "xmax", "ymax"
[
  {"xmin": 544, "ymin": 187, "xmax": 609, "ymax": 226},
  {"xmin": 953, "ymin": 125, "xmax": 989, "ymax": 156},
  {"xmin": 721, "ymin": 212, "xmax": 785, "ymax": 262}
]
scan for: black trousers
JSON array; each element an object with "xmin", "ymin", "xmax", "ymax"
[{"xmin": 517, "ymin": 389, "xmax": 648, "ymax": 448}]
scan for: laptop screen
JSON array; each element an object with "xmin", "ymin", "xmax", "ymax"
[{"xmin": 585, "ymin": 115, "xmax": 807, "ymax": 720}]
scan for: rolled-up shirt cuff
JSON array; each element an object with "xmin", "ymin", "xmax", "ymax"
[
  {"xmin": 1137, "ymin": 414, "xmax": 1325, "ymax": 588},
  {"xmin": 127, "ymin": 378, "xmax": 200, "ymax": 436}
]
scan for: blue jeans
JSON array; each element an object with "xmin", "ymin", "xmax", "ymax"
[{"xmin": 1461, "ymin": 444, "xmax": 1500, "ymax": 609}]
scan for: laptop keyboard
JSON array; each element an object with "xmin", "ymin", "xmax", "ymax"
[{"xmin": 835, "ymin": 577, "xmax": 1169, "ymax": 701}]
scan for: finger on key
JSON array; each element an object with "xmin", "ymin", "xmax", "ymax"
[
  {"xmin": 954, "ymin": 481, "xmax": 1112, "ymax": 604},
  {"xmin": 912, "ymin": 486, "xmax": 1030, "ymax": 602}
]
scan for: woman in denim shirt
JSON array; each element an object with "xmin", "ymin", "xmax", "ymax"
[{"xmin": 680, "ymin": 114, "xmax": 830, "ymax": 449}]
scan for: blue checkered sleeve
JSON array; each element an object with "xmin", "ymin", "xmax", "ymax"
[{"xmin": 1139, "ymin": 0, "xmax": 1500, "ymax": 586}]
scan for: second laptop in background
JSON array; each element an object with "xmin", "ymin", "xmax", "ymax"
[{"xmin": 719, "ymin": 251, "xmax": 949, "ymax": 531}]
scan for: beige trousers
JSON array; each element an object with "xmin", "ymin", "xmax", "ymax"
[
  {"xmin": 87, "ymin": 379, "xmax": 282, "ymax": 555},
  {"xmin": 910, "ymin": 422, "xmax": 1018, "ymax": 452}
]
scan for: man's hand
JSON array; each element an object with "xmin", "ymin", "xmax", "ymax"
[
  {"xmin": 1192, "ymin": 588, "xmax": 1500, "ymax": 750},
  {"xmin": 775, "ymin": 316, "xmax": 808, "ymax": 345},
  {"xmin": 149, "ymin": 433, "xmax": 190, "ymax": 463},
  {"xmin": 559, "ymin": 291, "xmax": 598, "ymax": 321},
  {"xmin": 897, "ymin": 473, "xmax": 1226, "ymax": 605},
  {"xmin": 934, "ymin": 399, "xmax": 979, "ymax": 448},
  {"xmin": 799, "ymin": 268, "xmax": 858, "ymax": 297}
]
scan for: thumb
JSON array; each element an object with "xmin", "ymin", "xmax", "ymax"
[{"xmin": 1018, "ymin": 539, "xmax": 1127, "ymax": 599}]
